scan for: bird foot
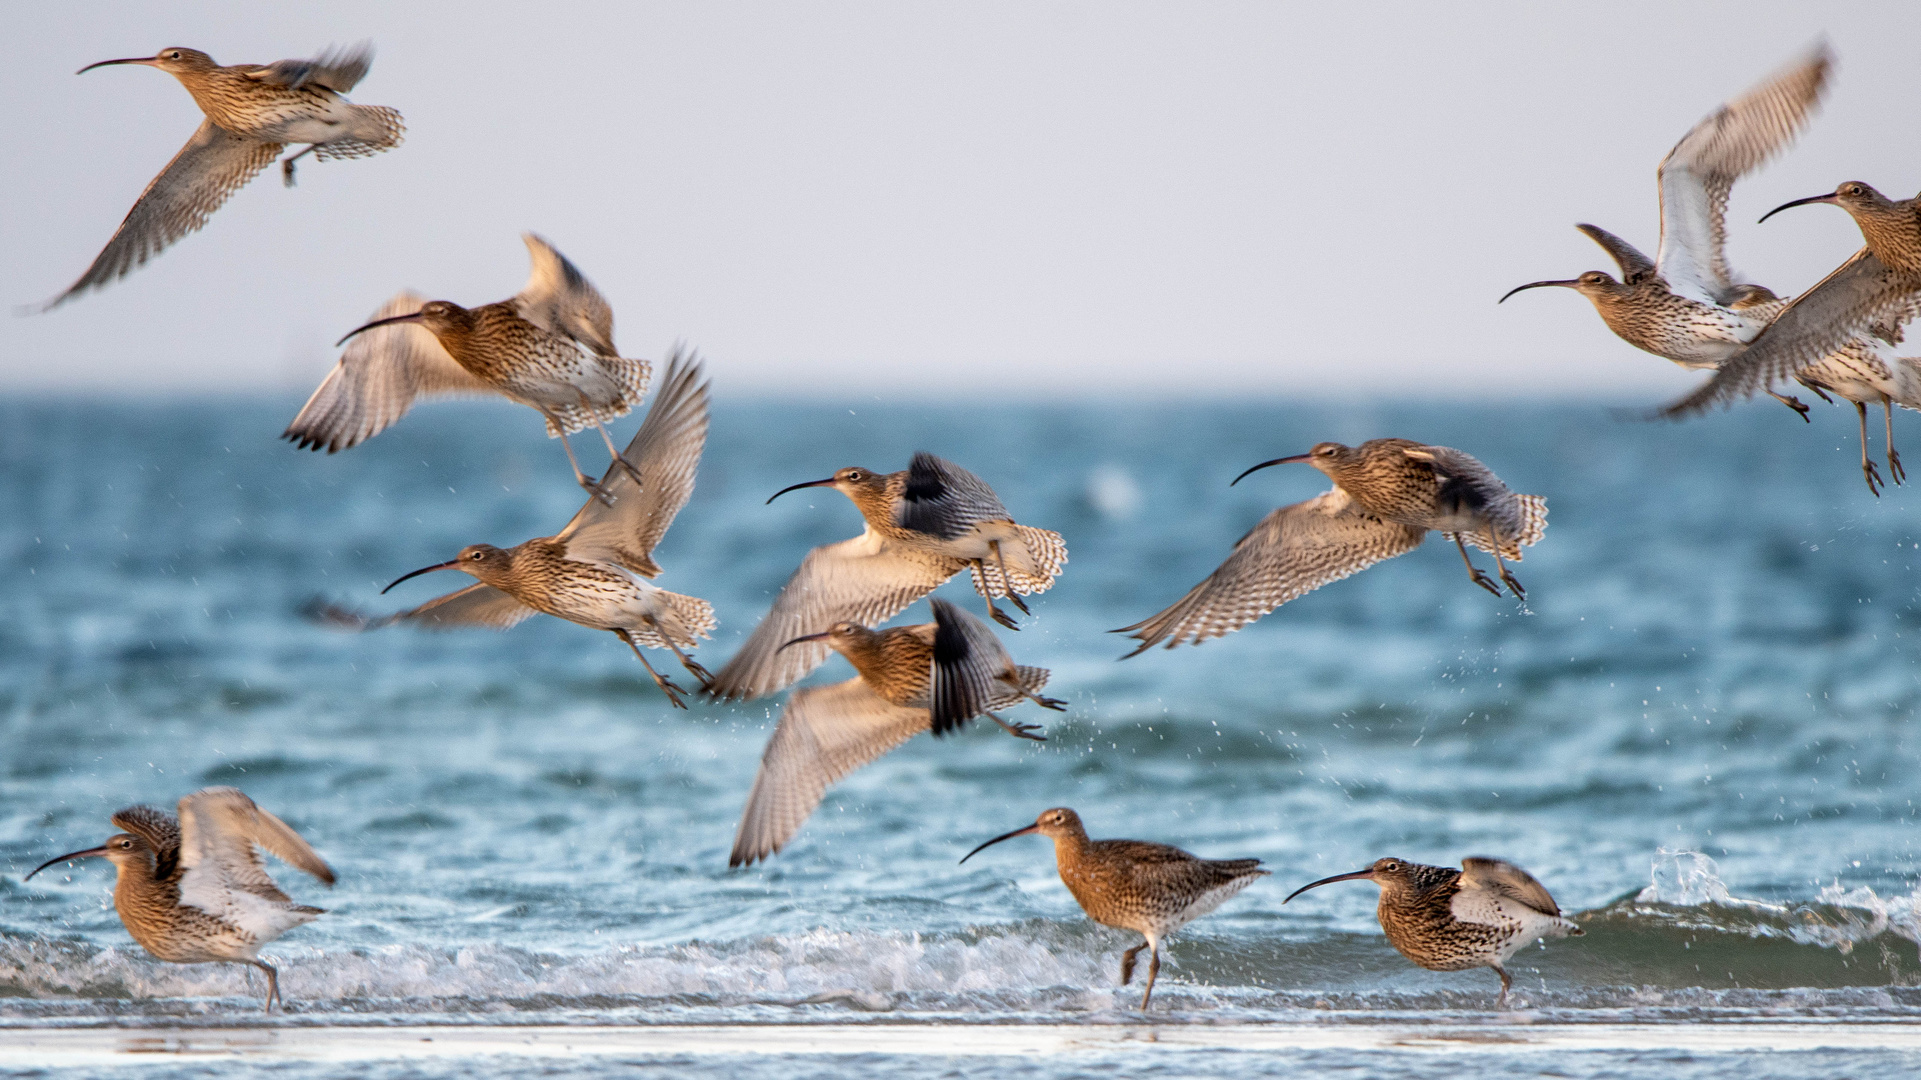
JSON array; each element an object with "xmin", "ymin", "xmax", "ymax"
[
  {"xmin": 680, "ymin": 657, "xmax": 715, "ymax": 691},
  {"xmin": 988, "ymin": 603, "xmax": 1022, "ymax": 630},
  {"xmin": 1863, "ymin": 460, "xmax": 1886, "ymax": 498},
  {"xmin": 1467, "ymin": 567, "xmax": 1503, "ymax": 597},
  {"xmin": 1498, "ymin": 570, "xmax": 1526, "ymax": 599},
  {"xmin": 282, "ymin": 160, "xmax": 297, "ymax": 188},
  {"xmin": 653, "ymin": 675, "xmax": 690, "ymax": 709},
  {"xmin": 1784, "ymin": 395, "xmax": 1811, "ymax": 421},
  {"xmin": 580, "ymin": 475, "xmax": 618, "ymax": 507},
  {"xmin": 1891, "ymin": 449, "xmax": 1907, "ymax": 486},
  {"xmin": 987, "ymin": 712, "xmax": 1046, "ymax": 741},
  {"xmin": 1003, "ymin": 590, "xmax": 1032, "ymax": 616},
  {"xmin": 1035, "ymin": 694, "xmax": 1068, "ymax": 712}
]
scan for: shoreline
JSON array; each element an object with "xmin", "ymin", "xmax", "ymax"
[{"xmin": 3, "ymin": 1021, "xmax": 1921, "ymax": 1065}]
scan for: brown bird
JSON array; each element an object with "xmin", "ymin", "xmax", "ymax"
[
  {"xmin": 39, "ymin": 44, "xmax": 403, "ymax": 309},
  {"xmin": 961, "ymin": 807, "xmax": 1267, "ymax": 1009},
  {"xmin": 705, "ymin": 453, "xmax": 1067, "ymax": 701},
  {"xmin": 1664, "ymin": 182, "xmax": 1921, "ymax": 442},
  {"xmin": 1116, "ymin": 439, "xmax": 1544, "ymax": 656},
  {"xmin": 1285, "ymin": 856, "xmax": 1583, "ymax": 1007},
  {"xmin": 1499, "ymin": 46, "xmax": 1831, "ymax": 419},
  {"xmin": 322, "ymin": 352, "xmax": 713, "ymax": 707},
  {"xmin": 285, "ymin": 234, "xmax": 653, "ymax": 503},
  {"xmin": 730, "ymin": 598, "xmax": 1063, "ymax": 866},
  {"xmin": 23, "ymin": 787, "xmax": 334, "ymax": 1013}
]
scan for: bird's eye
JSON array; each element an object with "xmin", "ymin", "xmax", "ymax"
[{"xmin": 168, "ymin": 51, "xmax": 180, "ymax": 59}]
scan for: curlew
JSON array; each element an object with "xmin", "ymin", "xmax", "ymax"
[
  {"xmin": 317, "ymin": 352, "xmax": 714, "ymax": 707},
  {"xmin": 730, "ymin": 598, "xmax": 1062, "ymax": 866},
  {"xmin": 37, "ymin": 43, "xmax": 403, "ymax": 309},
  {"xmin": 705, "ymin": 452, "xmax": 1066, "ymax": 702},
  {"xmin": 961, "ymin": 807, "xmax": 1267, "ymax": 1009},
  {"xmin": 1285, "ymin": 856, "xmax": 1583, "ymax": 1007},
  {"xmin": 285, "ymin": 234, "xmax": 653, "ymax": 503},
  {"xmin": 1116, "ymin": 439, "xmax": 1544, "ymax": 655},
  {"xmin": 24, "ymin": 787, "xmax": 334, "ymax": 1013}
]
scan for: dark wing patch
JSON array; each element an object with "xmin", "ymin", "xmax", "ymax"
[{"xmin": 898, "ymin": 453, "xmax": 1010, "ymax": 538}]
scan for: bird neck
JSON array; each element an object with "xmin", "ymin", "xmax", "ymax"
[
  {"xmin": 111, "ymin": 855, "xmax": 177, "ymax": 917},
  {"xmin": 1047, "ymin": 827, "xmax": 1093, "ymax": 875},
  {"xmin": 843, "ymin": 478, "xmax": 905, "ymax": 531},
  {"xmin": 1854, "ymin": 202, "xmax": 1921, "ymax": 271}
]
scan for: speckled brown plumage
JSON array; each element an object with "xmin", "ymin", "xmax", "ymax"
[
  {"xmin": 42, "ymin": 44, "xmax": 403, "ymax": 308},
  {"xmin": 1118, "ymin": 439, "xmax": 1545, "ymax": 654},
  {"xmin": 1285, "ymin": 856, "xmax": 1583, "ymax": 1006},
  {"xmin": 24, "ymin": 788, "xmax": 333, "ymax": 1013},
  {"xmin": 961, "ymin": 807, "xmax": 1267, "ymax": 1009}
]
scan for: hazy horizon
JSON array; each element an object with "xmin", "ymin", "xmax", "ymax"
[{"xmin": 3, "ymin": 2, "xmax": 1917, "ymax": 398}]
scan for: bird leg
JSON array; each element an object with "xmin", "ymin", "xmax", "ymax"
[
  {"xmin": 280, "ymin": 145, "xmax": 317, "ymax": 187},
  {"xmin": 576, "ymin": 388, "xmax": 646, "ymax": 487},
  {"xmin": 548, "ymin": 420, "xmax": 616, "ymax": 506},
  {"xmin": 1856, "ymin": 401, "xmax": 1886, "ymax": 497},
  {"xmin": 645, "ymin": 617, "xmax": 714, "ymax": 690},
  {"xmin": 249, "ymin": 959, "xmax": 281, "ymax": 1014},
  {"xmin": 1494, "ymin": 964, "xmax": 1512, "ymax": 1009},
  {"xmin": 1453, "ymin": 535, "xmax": 1502, "ymax": 596},
  {"xmin": 983, "ymin": 710, "xmax": 1046, "ymax": 741},
  {"xmin": 971, "ymin": 559, "xmax": 1021, "ymax": 630},
  {"xmin": 1120, "ymin": 942, "xmax": 1148, "ymax": 985},
  {"xmin": 997, "ymin": 676, "xmax": 1068, "ymax": 713},
  {"xmin": 615, "ymin": 629, "xmax": 688, "ymax": 708},
  {"xmin": 1767, "ymin": 390, "xmax": 1812, "ymax": 421},
  {"xmin": 1140, "ymin": 945, "xmax": 1161, "ymax": 1010},
  {"xmin": 1886, "ymin": 399, "xmax": 1906, "ymax": 486},
  {"xmin": 990, "ymin": 541, "xmax": 1031, "ymax": 616},
  {"xmin": 1486, "ymin": 525, "xmax": 1525, "ymax": 599}
]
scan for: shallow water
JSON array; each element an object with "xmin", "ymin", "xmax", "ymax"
[{"xmin": 2, "ymin": 396, "xmax": 1921, "ymax": 1073}]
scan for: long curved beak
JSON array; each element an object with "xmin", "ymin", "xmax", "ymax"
[
  {"xmin": 336, "ymin": 312, "xmax": 425, "ymax": 347},
  {"xmin": 1498, "ymin": 279, "xmax": 1579, "ymax": 304},
  {"xmin": 1760, "ymin": 193, "xmax": 1839, "ymax": 224},
  {"xmin": 959, "ymin": 822, "xmax": 1040, "ymax": 864},
  {"xmin": 1282, "ymin": 868, "xmax": 1376, "ymax": 904},
  {"xmin": 25, "ymin": 846, "xmax": 108, "ymax": 881},
  {"xmin": 778, "ymin": 631, "xmax": 831, "ymax": 651},
  {"xmin": 765, "ymin": 478, "xmax": 836, "ymax": 505},
  {"xmin": 381, "ymin": 560, "xmax": 460, "ymax": 594},
  {"xmin": 77, "ymin": 57, "xmax": 157, "ymax": 75},
  {"xmin": 1231, "ymin": 454, "xmax": 1311, "ymax": 486}
]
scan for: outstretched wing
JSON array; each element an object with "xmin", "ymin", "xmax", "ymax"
[
  {"xmin": 1575, "ymin": 223, "xmax": 1657, "ymax": 284},
  {"xmin": 1655, "ymin": 43, "xmax": 1832, "ymax": 305},
  {"xmin": 1458, "ymin": 857, "xmax": 1564, "ymax": 918},
  {"xmin": 897, "ymin": 453, "xmax": 1012, "ymax": 537},
  {"xmin": 284, "ymin": 291, "xmax": 496, "ymax": 452},
  {"xmin": 1663, "ymin": 249, "xmax": 1918, "ymax": 415},
  {"xmin": 309, "ymin": 582, "xmax": 539, "ymax": 631},
  {"xmin": 706, "ymin": 534, "xmax": 960, "ymax": 701},
  {"xmin": 511, "ymin": 233, "xmax": 618, "ymax": 357},
  {"xmin": 110, "ymin": 805, "xmax": 182, "ymax": 882},
  {"xmin": 1115, "ymin": 489, "xmax": 1426, "ymax": 655},
  {"xmin": 249, "ymin": 42, "xmax": 374, "ymax": 92},
  {"xmin": 556, "ymin": 349, "xmax": 709, "ymax": 576},
  {"xmin": 927, "ymin": 597, "xmax": 1028, "ymax": 735},
  {"xmin": 729, "ymin": 679, "xmax": 929, "ymax": 866},
  {"xmin": 40, "ymin": 120, "xmax": 282, "ymax": 309},
  {"xmin": 176, "ymin": 788, "xmax": 333, "ymax": 938}
]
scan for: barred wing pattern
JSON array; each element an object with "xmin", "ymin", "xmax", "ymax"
[
  {"xmin": 928, "ymin": 597, "xmax": 1041, "ymax": 735},
  {"xmin": 1456, "ymin": 857, "xmax": 1565, "ymax": 918},
  {"xmin": 249, "ymin": 42, "xmax": 374, "ymax": 91},
  {"xmin": 1404, "ymin": 445, "xmax": 1548, "ymax": 560},
  {"xmin": 1116, "ymin": 489, "xmax": 1426, "ymax": 656},
  {"xmin": 898, "ymin": 453, "xmax": 1011, "ymax": 538},
  {"xmin": 512, "ymin": 234, "xmax": 619, "ymax": 358},
  {"xmin": 729, "ymin": 679, "xmax": 929, "ymax": 866},
  {"xmin": 284, "ymin": 290, "xmax": 495, "ymax": 452},
  {"xmin": 1656, "ymin": 44, "xmax": 1832, "ymax": 305},
  {"xmin": 44, "ymin": 120, "xmax": 283, "ymax": 309}
]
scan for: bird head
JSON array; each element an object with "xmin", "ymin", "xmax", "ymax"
[
  {"xmin": 383, "ymin": 544, "xmax": 510, "ymax": 593},
  {"xmin": 24, "ymin": 831, "xmax": 154, "ymax": 882},
  {"xmin": 1232, "ymin": 441, "xmax": 1352, "ymax": 486},
  {"xmin": 1285, "ymin": 856, "xmax": 1439, "ymax": 904},
  {"xmin": 1498, "ymin": 270, "xmax": 1623, "ymax": 306},
  {"xmin": 765, "ymin": 466, "xmax": 887, "ymax": 506},
  {"xmin": 334, "ymin": 300, "xmax": 471, "ymax": 347},
  {"xmin": 1760, "ymin": 181, "xmax": 1888, "ymax": 224},
  {"xmin": 777, "ymin": 620, "xmax": 879, "ymax": 656},
  {"xmin": 959, "ymin": 807, "xmax": 1084, "ymax": 863},
  {"xmin": 79, "ymin": 48, "xmax": 217, "ymax": 77}
]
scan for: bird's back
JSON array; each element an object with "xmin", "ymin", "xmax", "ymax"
[{"xmin": 1063, "ymin": 839, "xmax": 1266, "ymax": 936}]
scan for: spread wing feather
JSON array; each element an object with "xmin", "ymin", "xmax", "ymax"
[
  {"xmin": 729, "ymin": 679, "xmax": 929, "ymax": 866},
  {"xmin": 927, "ymin": 597, "xmax": 1029, "ymax": 735},
  {"xmin": 512, "ymin": 234, "xmax": 618, "ymax": 357},
  {"xmin": 1115, "ymin": 489, "xmax": 1426, "ymax": 655},
  {"xmin": 1575, "ymin": 223, "xmax": 1657, "ymax": 284},
  {"xmin": 898, "ymin": 453, "xmax": 1012, "ymax": 538},
  {"xmin": 1458, "ymin": 857, "xmax": 1564, "ymax": 918},
  {"xmin": 249, "ymin": 42, "xmax": 374, "ymax": 92},
  {"xmin": 176, "ymin": 787, "xmax": 332, "ymax": 939}
]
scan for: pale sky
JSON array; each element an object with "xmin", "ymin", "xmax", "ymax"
[{"xmin": 2, "ymin": 2, "xmax": 1915, "ymax": 398}]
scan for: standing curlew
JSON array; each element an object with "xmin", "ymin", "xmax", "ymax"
[
  {"xmin": 730, "ymin": 598, "xmax": 1062, "ymax": 866},
  {"xmin": 1499, "ymin": 45, "xmax": 1837, "ymax": 419},
  {"xmin": 961, "ymin": 807, "xmax": 1267, "ymax": 1009},
  {"xmin": 285, "ymin": 234, "xmax": 653, "ymax": 503},
  {"xmin": 1663, "ymin": 181, "xmax": 1921, "ymax": 491},
  {"xmin": 1116, "ymin": 439, "xmax": 1544, "ymax": 656},
  {"xmin": 1285, "ymin": 856, "xmax": 1583, "ymax": 1007},
  {"xmin": 318, "ymin": 353, "xmax": 714, "ymax": 707},
  {"xmin": 37, "ymin": 44, "xmax": 403, "ymax": 309},
  {"xmin": 704, "ymin": 453, "xmax": 1066, "ymax": 702},
  {"xmin": 23, "ymin": 787, "xmax": 334, "ymax": 1013}
]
